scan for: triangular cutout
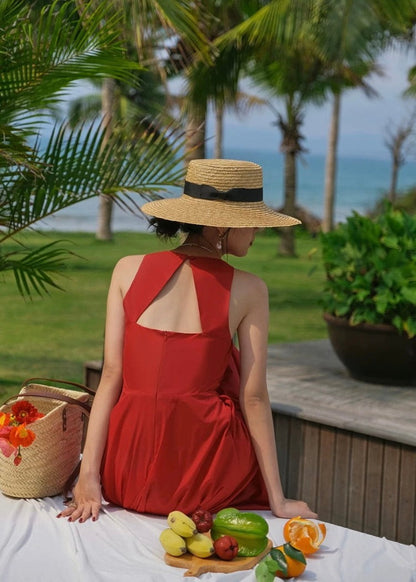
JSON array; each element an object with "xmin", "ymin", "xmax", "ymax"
[{"xmin": 136, "ymin": 261, "xmax": 203, "ymax": 334}]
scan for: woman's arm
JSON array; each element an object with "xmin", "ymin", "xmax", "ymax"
[
  {"xmin": 237, "ymin": 275, "xmax": 317, "ymax": 519},
  {"xmin": 59, "ymin": 257, "xmax": 137, "ymax": 523}
]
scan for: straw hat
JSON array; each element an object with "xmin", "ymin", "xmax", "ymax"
[{"xmin": 141, "ymin": 159, "xmax": 301, "ymax": 228}]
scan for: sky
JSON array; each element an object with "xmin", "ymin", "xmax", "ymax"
[
  {"xmin": 203, "ymin": 47, "xmax": 416, "ymax": 160},
  {"xmin": 70, "ymin": 46, "xmax": 415, "ymax": 162}
]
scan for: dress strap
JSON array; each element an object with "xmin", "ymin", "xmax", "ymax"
[
  {"xmin": 190, "ymin": 258, "xmax": 234, "ymax": 333},
  {"xmin": 123, "ymin": 251, "xmax": 185, "ymax": 322}
]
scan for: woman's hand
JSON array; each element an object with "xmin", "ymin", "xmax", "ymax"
[
  {"xmin": 271, "ymin": 498, "xmax": 318, "ymax": 520},
  {"xmin": 57, "ymin": 475, "xmax": 102, "ymax": 523}
]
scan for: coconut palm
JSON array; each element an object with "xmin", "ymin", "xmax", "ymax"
[
  {"xmin": 93, "ymin": 0, "xmax": 210, "ymax": 240},
  {"xmin": 308, "ymin": 0, "xmax": 416, "ymax": 232},
  {"xmin": 220, "ymin": 0, "xmax": 416, "ymax": 232},
  {"xmin": 250, "ymin": 48, "xmax": 332, "ymax": 256},
  {"xmin": 1, "ymin": 0, "xmax": 187, "ymax": 297}
]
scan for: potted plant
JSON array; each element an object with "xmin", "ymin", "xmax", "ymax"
[{"xmin": 320, "ymin": 202, "xmax": 416, "ymax": 386}]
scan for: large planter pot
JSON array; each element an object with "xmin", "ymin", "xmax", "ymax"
[{"xmin": 323, "ymin": 313, "xmax": 416, "ymax": 386}]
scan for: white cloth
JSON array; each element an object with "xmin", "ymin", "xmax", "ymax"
[{"xmin": 0, "ymin": 493, "xmax": 415, "ymax": 582}]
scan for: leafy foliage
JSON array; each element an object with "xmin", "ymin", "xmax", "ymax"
[
  {"xmin": 0, "ymin": 0, "xmax": 186, "ymax": 298},
  {"xmin": 320, "ymin": 203, "xmax": 416, "ymax": 337}
]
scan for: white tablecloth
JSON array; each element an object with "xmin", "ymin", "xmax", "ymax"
[{"xmin": 0, "ymin": 493, "xmax": 415, "ymax": 582}]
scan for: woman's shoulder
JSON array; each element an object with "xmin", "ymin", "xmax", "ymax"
[
  {"xmin": 231, "ymin": 268, "xmax": 268, "ymax": 315},
  {"xmin": 113, "ymin": 254, "xmax": 145, "ymax": 274},
  {"xmin": 112, "ymin": 254, "xmax": 145, "ymax": 297},
  {"xmin": 232, "ymin": 267, "xmax": 268, "ymax": 296}
]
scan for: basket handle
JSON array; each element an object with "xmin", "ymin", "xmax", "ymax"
[
  {"xmin": 22, "ymin": 377, "xmax": 96, "ymax": 397},
  {"xmin": 2, "ymin": 391, "xmax": 92, "ymax": 415}
]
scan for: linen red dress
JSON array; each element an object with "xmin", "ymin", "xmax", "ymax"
[{"xmin": 101, "ymin": 250, "xmax": 269, "ymax": 515}]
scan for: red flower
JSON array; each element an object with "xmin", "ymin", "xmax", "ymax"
[
  {"xmin": 9, "ymin": 424, "xmax": 36, "ymax": 448},
  {"xmin": 11, "ymin": 400, "xmax": 43, "ymax": 424},
  {"xmin": 13, "ymin": 451, "xmax": 22, "ymax": 466}
]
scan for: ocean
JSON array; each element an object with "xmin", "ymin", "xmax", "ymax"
[{"xmin": 38, "ymin": 146, "xmax": 416, "ymax": 232}]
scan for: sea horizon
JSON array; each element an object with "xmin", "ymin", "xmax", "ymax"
[{"xmin": 38, "ymin": 147, "xmax": 415, "ymax": 233}]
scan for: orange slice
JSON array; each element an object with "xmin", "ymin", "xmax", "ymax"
[{"xmin": 283, "ymin": 516, "xmax": 326, "ymax": 554}]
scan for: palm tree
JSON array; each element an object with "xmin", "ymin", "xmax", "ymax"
[
  {"xmin": 93, "ymin": 0, "xmax": 210, "ymax": 240},
  {"xmin": 166, "ymin": 1, "xmax": 266, "ymax": 163},
  {"xmin": 250, "ymin": 48, "xmax": 331, "ymax": 255},
  {"xmin": 308, "ymin": 0, "xmax": 416, "ymax": 231},
  {"xmin": 218, "ymin": 0, "xmax": 416, "ymax": 232},
  {"xmin": 1, "ymin": 0, "xmax": 187, "ymax": 297}
]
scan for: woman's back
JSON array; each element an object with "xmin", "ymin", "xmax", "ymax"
[{"xmin": 100, "ymin": 250, "xmax": 269, "ymax": 514}]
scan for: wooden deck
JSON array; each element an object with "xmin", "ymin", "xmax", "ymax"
[
  {"xmin": 84, "ymin": 339, "xmax": 416, "ymax": 545},
  {"xmin": 267, "ymin": 340, "xmax": 416, "ymax": 546}
]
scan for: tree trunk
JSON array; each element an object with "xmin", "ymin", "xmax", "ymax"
[
  {"xmin": 96, "ymin": 78, "xmax": 117, "ymax": 241},
  {"xmin": 214, "ymin": 103, "xmax": 224, "ymax": 159},
  {"xmin": 389, "ymin": 159, "xmax": 399, "ymax": 203},
  {"xmin": 278, "ymin": 150, "xmax": 297, "ymax": 256},
  {"xmin": 185, "ymin": 100, "xmax": 207, "ymax": 165},
  {"xmin": 322, "ymin": 92, "xmax": 341, "ymax": 233}
]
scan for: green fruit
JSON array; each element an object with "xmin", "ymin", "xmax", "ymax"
[{"xmin": 211, "ymin": 508, "xmax": 269, "ymax": 557}]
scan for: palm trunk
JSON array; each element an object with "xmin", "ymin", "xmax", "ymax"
[
  {"xmin": 322, "ymin": 92, "xmax": 341, "ymax": 233},
  {"xmin": 278, "ymin": 150, "xmax": 297, "ymax": 256},
  {"xmin": 389, "ymin": 160, "xmax": 399, "ymax": 203},
  {"xmin": 214, "ymin": 103, "xmax": 224, "ymax": 159},
  {"xmin": 96, "ymin": 78, "xmax": 117, "ymax": 241},
  {"xmin": 185, "ymin": 100, "xmax": 207, "ymax": 164}
]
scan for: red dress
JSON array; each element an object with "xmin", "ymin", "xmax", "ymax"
[{"xmin": 101, "ymin": 250, "xmax": 269, "ymax": 515}]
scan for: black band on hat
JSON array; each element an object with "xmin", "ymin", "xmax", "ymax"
[{"xmin": 184, "ymin": 181, "xmax": 263, "ymax": 202}]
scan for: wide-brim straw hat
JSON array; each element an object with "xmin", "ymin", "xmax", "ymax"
[{"xmin": 141, "ymin": 159, "xmax": 301, "ymax": 228}]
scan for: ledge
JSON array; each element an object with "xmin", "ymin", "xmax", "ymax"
[{"xmin": 266, "ymin": 339, "xmax": 416, "ymax": 447}]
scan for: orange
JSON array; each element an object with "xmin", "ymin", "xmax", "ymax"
[
  {"xmin": 283, "ymin": 516, "xmax": 326, "ymax": 554},
  {"xmin": 271, "ymin": 543, "xmax": 306, "ymax": 579}
]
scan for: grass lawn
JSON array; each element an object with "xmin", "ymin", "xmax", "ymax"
[{"xmin": 0, "ymin": 229, "xmax": 327, "ymax": 400}]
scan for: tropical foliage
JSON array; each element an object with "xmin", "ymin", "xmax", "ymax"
[
  {"xmin": 320, "ymin": 203, "xmax": 416, "ymax": 338},
  {"xmin": 0, "ymin": 0, "xmax": 186, "ymax": 297}
]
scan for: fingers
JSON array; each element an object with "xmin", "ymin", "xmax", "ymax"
[{"xmin": 57, "ymin": 499, "xmax": 101, "ymax": 522}]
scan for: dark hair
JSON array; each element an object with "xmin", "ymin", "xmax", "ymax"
[{"xmin": 148, "ymin": 217, "xmax": 203, "ymax": 239}]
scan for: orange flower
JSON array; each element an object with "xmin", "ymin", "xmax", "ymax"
[
  {"xmin": 11, "ymin": 400, "xmax": 43, "ymax": 424},
  {"xmin": 9, "ymin": 424, "xmax": 36, "ymax": 448},
  {"xmin": 0, "ymin": 411, "xmax": 11, "ymax": 427}
]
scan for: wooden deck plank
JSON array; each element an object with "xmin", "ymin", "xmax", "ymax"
[
  {"xmin": 331, "ymin": 430, "xmax": 351, "ymax": 526},
  {"xmin": 274, "ymin": 413, "xmax": 290, "ymax": 493},
  {"xmin": 316, "ymin": 426, "xmax": 335, "ymax": 520},
  {"xmin": 300, "ymin": 422, "xmax": 320, "ymax": 511},
  {"xmin": 347, "ymin": 435, "xmax": 367, "ymax": 532},
  {"xmin": 363, "ymin": 438, "xmax": 384, "ymax": 536},
  {"xmin": 380, "ymin": 443, "xmax": 401, "ymax": 541},
  {"xmin": 397, "ymin": 446, "xmax": 416, "ymax": 544},
  {"xmin": 286, "ymin": 417, "xmax": 304, "ymax": 499}
]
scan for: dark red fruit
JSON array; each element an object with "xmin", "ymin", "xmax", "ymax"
[
  {"xmin": 213, "ymin": 535, "xmax": 239, "ymax": 561},
  {"xmin": 191, "ymin": 507, "xmax": 213, "ymax": 533}
]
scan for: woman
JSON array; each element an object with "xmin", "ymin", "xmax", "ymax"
[{"xmin": 59, "ymin": 159, "xmax": 316, "ymax": 523}]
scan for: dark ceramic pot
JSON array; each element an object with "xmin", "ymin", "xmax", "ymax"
[{"xmin": 323, "ymin": 313, "xmax": 416, "ymax": 386}]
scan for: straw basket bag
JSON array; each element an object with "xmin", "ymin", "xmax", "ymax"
[{"xmin": 0, "ymin": 378, "xmax": 95, "ymax": 499}]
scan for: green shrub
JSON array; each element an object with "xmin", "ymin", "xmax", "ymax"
[{"xmin": 320, "ymin": 203, "xmax": 416, "ymax": 338}]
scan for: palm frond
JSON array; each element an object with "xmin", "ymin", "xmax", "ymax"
[
  {"xmin": 1, "ymin": 240, "xmax": 72, "ymax": 297},
  {"xmin": 0, "ymin": 0, "xmax": 140, "ymax": 117}
]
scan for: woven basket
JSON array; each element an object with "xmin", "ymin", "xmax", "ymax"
[{"xmin": 0, "ymin": 379, "xmax": 94, "ymax": 499}]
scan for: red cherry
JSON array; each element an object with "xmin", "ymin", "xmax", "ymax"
[{"xmin": 214, "ymin": 535, "xmax": 239, "ymax": 561}]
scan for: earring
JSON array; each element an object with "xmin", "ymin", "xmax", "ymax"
[{"xmin": 216, "ymin": 239, "xmax": 222, "ymax": 251}]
